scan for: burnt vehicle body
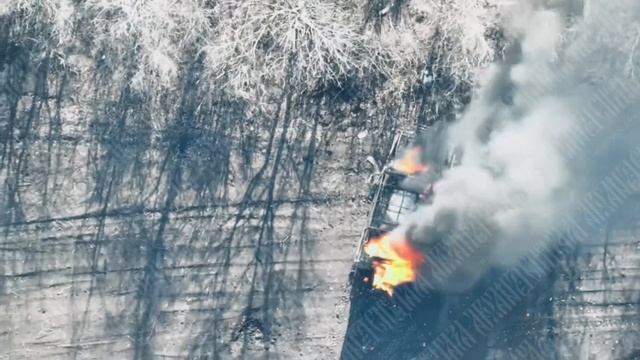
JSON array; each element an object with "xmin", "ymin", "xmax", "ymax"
[
  {"xmin": 349, "ymin": 127, "xmax": 452, "ymax": 295},
  {"xmin": 341, "ymin": 128, "xmax": 543, "ymax": 360},
  {"xmin": 342, "ymin": 126, "xmax": 640, "ymax": 359}
]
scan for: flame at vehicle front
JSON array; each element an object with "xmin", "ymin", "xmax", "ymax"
[
  {"xmin": 363, "ymin": 233, "xmax": 424, "ymax": 296},
  {"xmin": 392, "ymin": 146, "xmax": 428, "ymax": 175}
]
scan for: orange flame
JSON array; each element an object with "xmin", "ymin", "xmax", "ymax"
[
  {"xmin": 363, "ymin": 233, "xmax": 424, "ymax": 296},
  {"xmin": 392, "ymin": 146, "xmax": 428, "ymax": 175}
]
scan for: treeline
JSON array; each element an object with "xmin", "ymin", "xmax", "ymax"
[
  {"xmin": 2, "ymin": 0, "xmax": 501, "ymax": 117},
  {"xmin": 0, "ymin": 1, "xmax": 505, "ymax": 201}
]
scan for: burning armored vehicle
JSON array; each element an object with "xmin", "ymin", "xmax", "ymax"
[{"xmin": 350, "ymin": 126, "xmax": 460, "ymax": 296}]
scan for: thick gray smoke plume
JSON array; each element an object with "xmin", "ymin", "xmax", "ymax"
[{"xmin": 402, "ymin": 0, "xmax": 640, "ymax": 291}]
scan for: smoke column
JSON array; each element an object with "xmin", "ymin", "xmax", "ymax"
[{"xmin": 405, "ymin": 0, "xmax": 640, "ymax": 291}]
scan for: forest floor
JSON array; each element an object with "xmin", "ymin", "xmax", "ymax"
[{"xmin": 0, "ymin": 83, "xmax": 395, "ymax": 358}]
